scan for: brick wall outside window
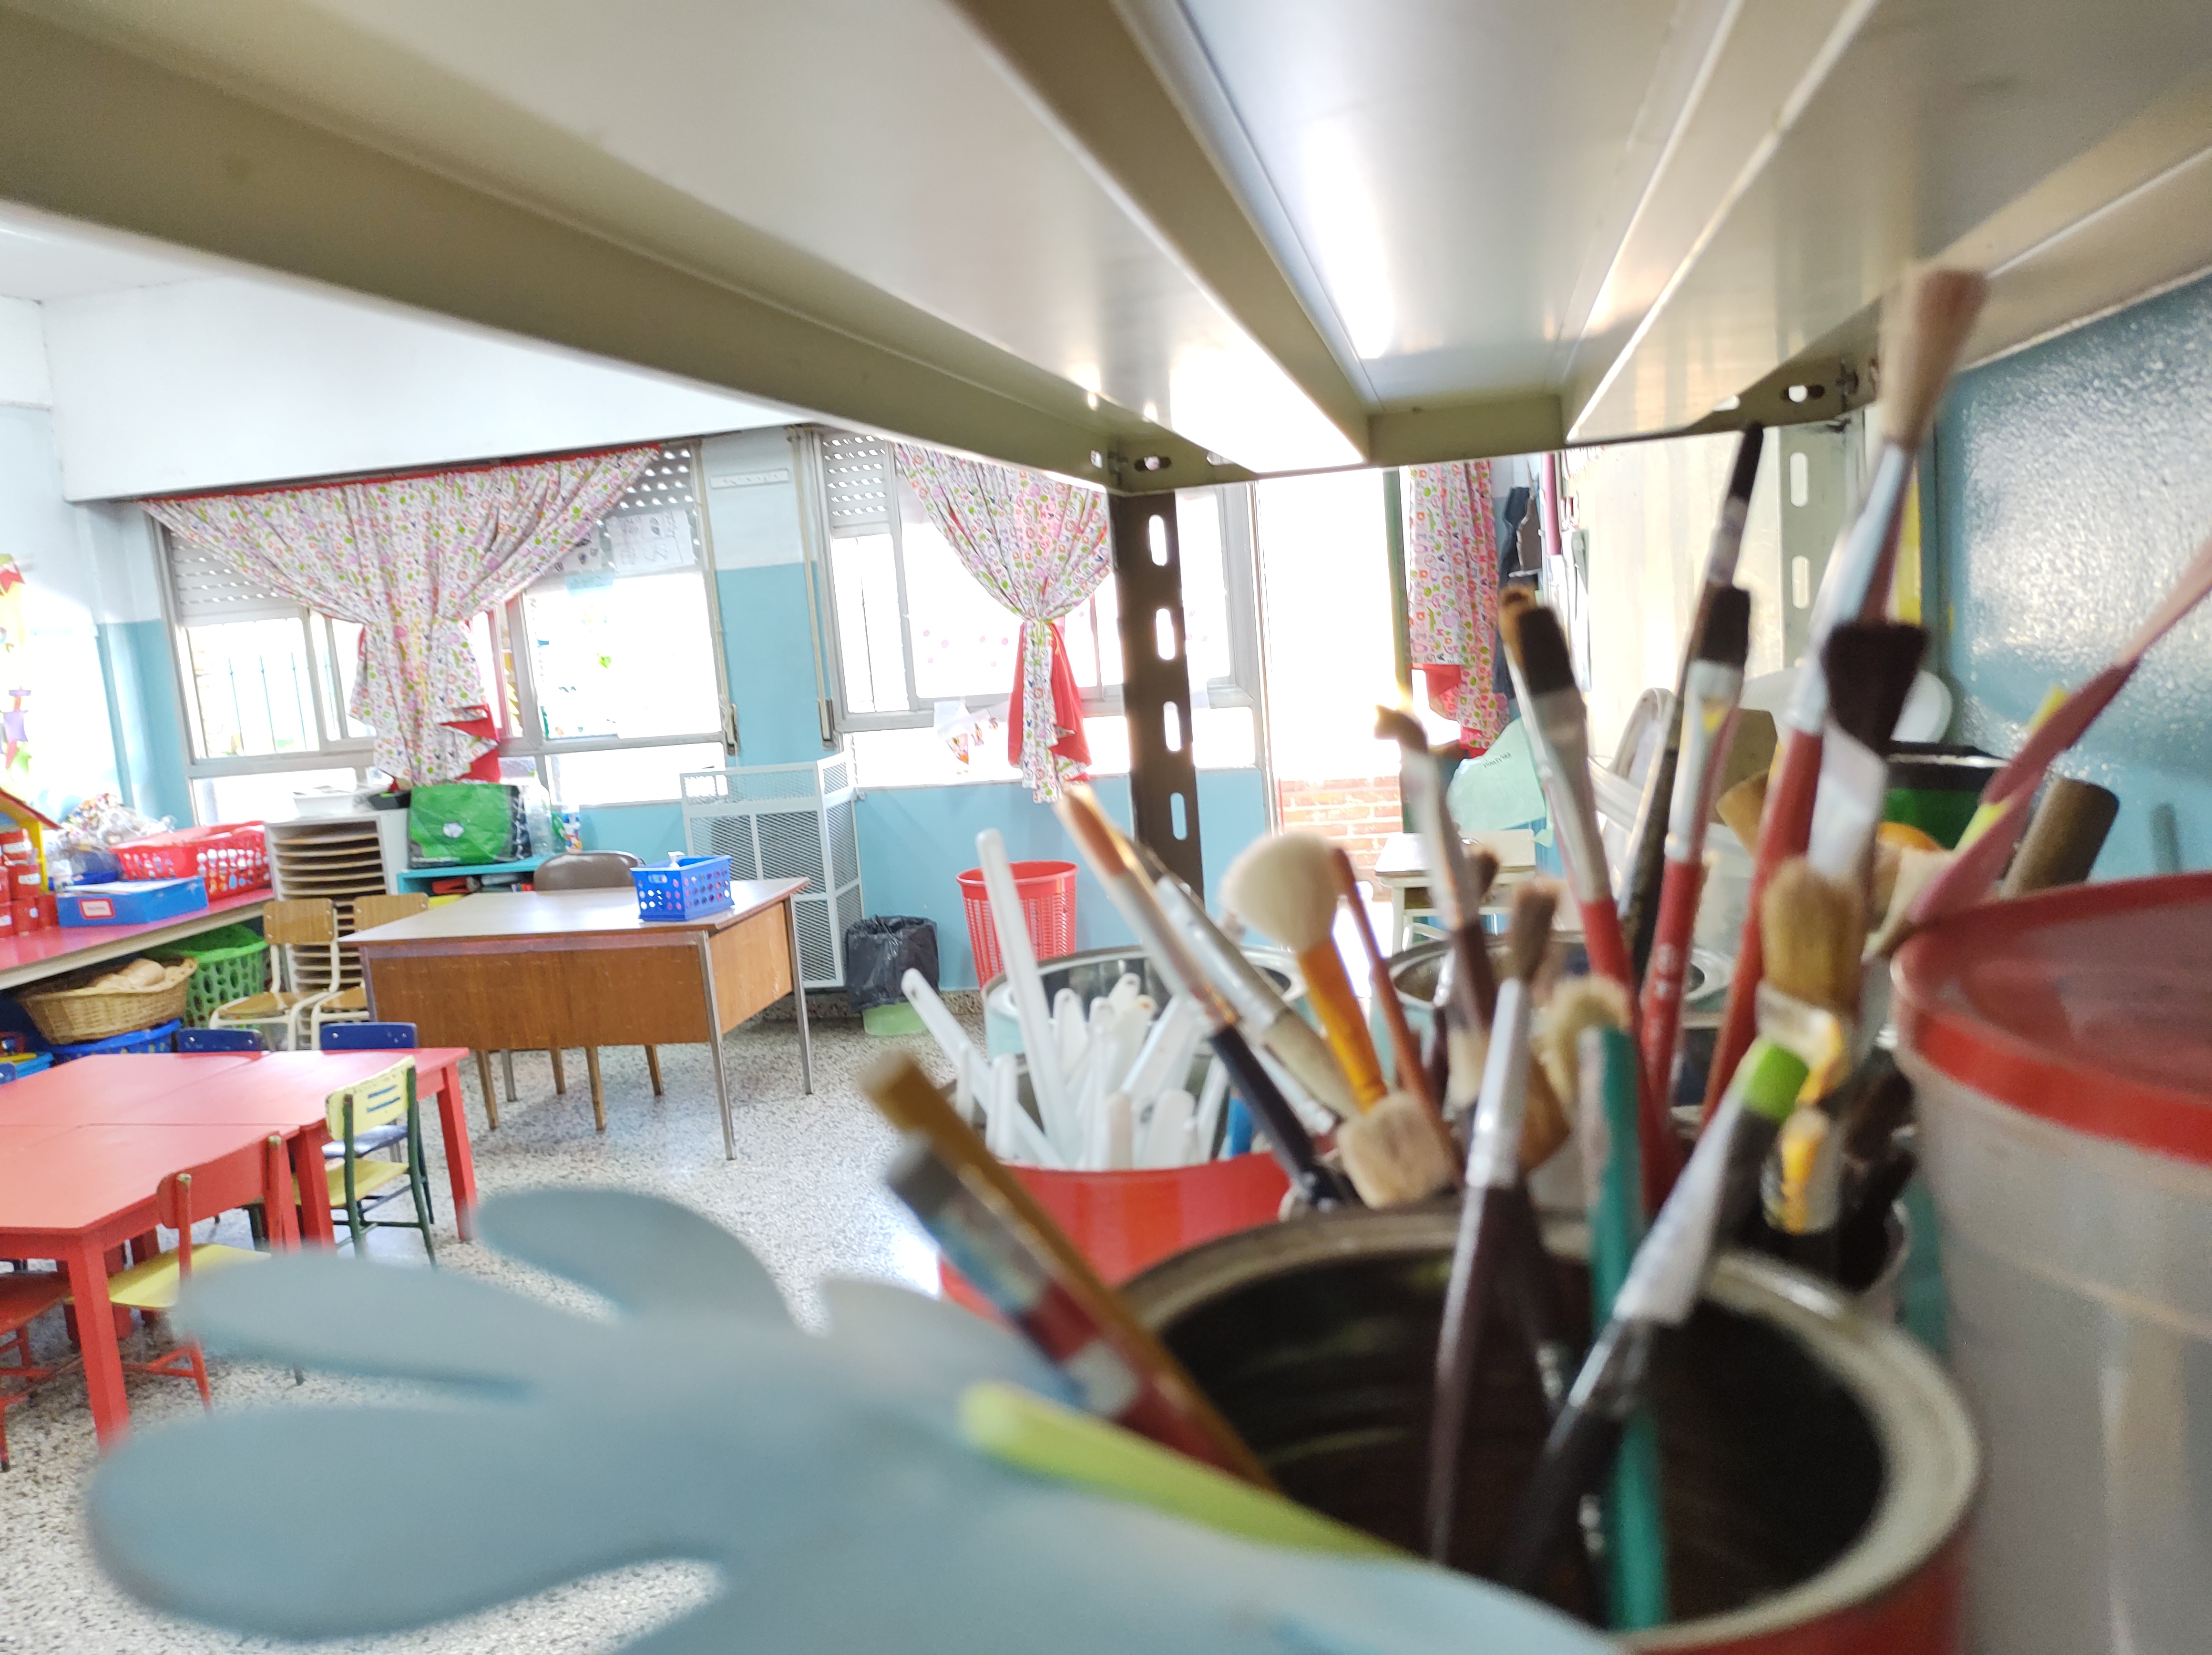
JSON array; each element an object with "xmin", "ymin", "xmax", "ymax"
[{"xmin": 1275, "ymin": 775, "xmax": 1403, "ymax": 879}]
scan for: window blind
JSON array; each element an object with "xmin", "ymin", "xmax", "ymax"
[
  {"xmin": 817, "ymin": 430, "xmax": 894, "ymax": 539},
  {"xmin": 163, "ymin": 529, "xmax": 303, "ymax": 624},
  {"xmin": 540, "ymin": 439, "xmax": 705, "ymax": 582}
]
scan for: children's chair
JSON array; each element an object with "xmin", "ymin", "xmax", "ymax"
[
  {"xmin": 325, "ymin": 1060, "xmax": 437, "ymax": 1264},
  {"xmin": 318, "ymin": 1021, "xmax": 419, "ymax": 1052},
  {"xmin": 209, "ymin": 900, "xmax": 346, "ymax": 1051},
  {"xmin": 308, "ymin": 893, "xmax": 430, "ymax": 1048},
  {"xmin": 97, "ymin": 1134, "xmax": 296, "ymax": 1408},
  {"xmin": 178, "ymin": 1027, "xmax": 265, "ymax": 1053},
  {"xmin": 0, "ymin": 1272, "xmax": 70, "ymax": 1470},
  {"xmin": 317, "ymin": 1023, "xmax": 421, "ymax": 1162}
]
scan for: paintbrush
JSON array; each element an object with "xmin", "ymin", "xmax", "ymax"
[
  {"xmin": 1147, "ymin": 874, "xmax": 1357, "ymax": 1121},
  {"xmin": 1056, "ymin": 788, "xmax": 1353, "ymax": 1207},
  {"xmin": 1761, "ymin": 1103, "xmax": 1843, "ymax": 1279},
  {"xmin": 1330, "ymin": 846, "xmax": 1462, "ymax": 1207},
  {"xmin": 1577, "ymin": 1019, "xmax": 1669, "ymax": 1632},
  {"xmin": 1426, "ymin": 881, "xmax": 1556, "ymax": 1564},
  {"xmin": 1222, "ymin": 832, "xmax": 1388, "ymax": 1109},
  {"xmin": 1497, "ymin": 1029, "xmax": 1813, "ymax": 1592},
  {"xmin": 1621, "ymin": 427, "xmax": 1765, "ymax": 982},
  {"xmin": 1998, "ymin": 777, "xmax": 2119, "ymax": 897},
  {"xmin": 868, "ymin": 1071, "xmax": 1271, "ymax": 1486},
  {"xmin": 1704, "ymin": 267, "xmax": 1987, "ymax": 1115},
  {"xmin": 1911, "ymin": 524, "xmax": 2212, "ymax": 926},
  {"xmin": 1639, "ymin": 586, "xmax": 1751, "ymax": 1117},
  {"xmin": 1501, "ymin": 596, "xmax": 1680, "ymax": 1211},
  {"xmin": 1377, "ymin": 705, "xmax": 1504, "ymax": 1126}
]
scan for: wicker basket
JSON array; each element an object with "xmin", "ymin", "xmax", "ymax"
[{"xmin": 20, "ymin": 958, "xmax": 196, "ymax": 1045}]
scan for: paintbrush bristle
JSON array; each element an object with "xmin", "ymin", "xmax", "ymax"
[
  {"xmin": 1821, "ymin": 622, "xmax": 1926, "ymax": 753},
  {"xmin": 1055, "ymin": 786, "xmax": 1131, "ymax": 878},
  {"xmin": 1464, "ymin": 848, "xmax": 1501, "ymax": 907},
  {"xmin": 1497, "ymin": 586, "xmax": 1538, "ymax": 669},
  {"xmin": 1726, "ymin": 423, "xmax": 1766, "ymax": 501},
  {"xmin": 1505, "ymin": 880, "xmax": 1559, "ymax": 984},
  {"xmin": 1375, "ymin": 704, "xmax": 1429, "ymax": 752},
  {"xmin": 1716, "ymin": 771, "xmax": 1766, "ymax": 848},
  {"xmin": 1531, "ymin": 974, "xmax": 1631, "ymax": 1113},
  {"xmin": 1508, "ymin": 603, "xmax": 1577, "ymax": 698},
  {"xmin": 1221, "ymin": 831, "xmax": 1343, "ymax": 953},
  {"xmin": 1881, "ymin": 266, "xmax": 1990, "ymax": 449},
  {"xmin": 1697, "ymin": 586, "xmax": 1752, "ymax": 669},
  {"xmin": 1760, "ymin": 857, "xmax": 1864, "ymax": 1014},
  {"xmin": 1338, "ymin": 1091, "xmax": 1459, "ymax": 1207}
]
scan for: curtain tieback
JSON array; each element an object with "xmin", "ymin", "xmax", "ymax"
[{"xmin": 1006, "ymin": 618, "xmax": 1091, "ymax": 772}]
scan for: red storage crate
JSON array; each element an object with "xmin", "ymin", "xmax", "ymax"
[{"xmin": 113, "ymin": 823, "xmax": 270, "ymax": 897}]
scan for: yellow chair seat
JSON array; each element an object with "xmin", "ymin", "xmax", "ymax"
[
  {"xmin": 325, "ymin": 1158, "xmax": 411, "ymax": 1204},
  {"xmin": 320, "ymin": 988, "xmax": 368, "ymax": 1015},
  {"xmin": 215, "ymin": 990, "xmax": 322, "ymax": 1020},
  {"xmin": 100, "ymin": 1245, "xmax": 266, "ymax": 1314}
]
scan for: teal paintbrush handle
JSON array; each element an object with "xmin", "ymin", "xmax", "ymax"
[{"xmin": 1606, "ymin": 1409, "xmax": 1670, "ymax": 1630}]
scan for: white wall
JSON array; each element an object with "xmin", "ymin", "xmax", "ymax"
[
  {"xmin": 41, "ymin": 276, "xmax": 798, "ymax": 501},
  {"xmin": 0, "ymin": 298, "xmax": 50, "ymax": 408}
]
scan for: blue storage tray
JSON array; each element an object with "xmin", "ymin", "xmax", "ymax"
[
  {"xmin": 0, "ymin": 1052, "xmax": 51, "ymax": 1082},
  {"xmin": 59, "ymin": 876, "xmax": 210, "ymax": 928},
  {"xmin": 632, "ymin": 855, "xmax": 734, "ymax": 921},
  {"xmin": 50, "ymin": 1019, "xmax": 181, "ymax": 1062}
]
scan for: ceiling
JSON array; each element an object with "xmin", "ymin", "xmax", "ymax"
[{"xmin": 0, "ymin": 0, "xmax": 2207, "ymax": 490}]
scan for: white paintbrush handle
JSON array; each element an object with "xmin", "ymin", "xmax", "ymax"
[
  {"xmin": 977, "ymin": 830, "xmax": 1071, "ymax": 1149},
  {"xmin": 1120, "ymin": 993, "xmax": 1203, "ymax": 1109},
  {"xmin": 1192, "ymin": 1053, "xmax": 1231, "ymax": 1159},
  {"xmin": 1140, "ymin": 1086, "xmax": 1196, "ymax": 1168}
]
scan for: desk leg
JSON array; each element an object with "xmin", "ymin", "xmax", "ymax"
[
  {"xmin": 696, "ymin": 931, "xmax": 736, "ymax": 1161},
  {"xmin": 500, "ymin": 1051, "xmax": 517, "ymax": 1103},
  {"xmin": 789, "ymin": 897, "xmax": 814, "ymax": 1096},
  {"xmin": 66, "ymin": 1241, "xmax": 129, "ymax": 1449},
  {"xmin": 291, "ymin": 1127, "xmax": 337, "ymax": 1247},
  {"xmin": 430, "ymin": 1061, "xmax": 478, "ymax": 1241}
]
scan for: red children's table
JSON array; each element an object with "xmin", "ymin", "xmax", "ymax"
[{"xmin": 0, "ymin": 1048, "xmax": 475, "ymax": 1448}]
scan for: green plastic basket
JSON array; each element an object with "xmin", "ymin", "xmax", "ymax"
[{"xmin": 147, "ymin": 922, "xmax": 270, "ymax": 1026}]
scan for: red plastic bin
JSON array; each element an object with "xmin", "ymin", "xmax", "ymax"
[
  {"xmin": 957, "ymin": 859, "xmax": 1077, "ymax": 983},
  {"xmin": 942, "ymin": 1152, "xmax": 1290, "ymax": 1312},
  {"xmin": 113, "ymin": 823, "xmax": 270, "ymax": 897}
]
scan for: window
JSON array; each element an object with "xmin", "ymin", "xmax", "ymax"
[
  {"xmin": 164, "ymin": 442, "xmax": 733, "ymax": 820},
  {"xmin": 806, "ymin": 430, "xmax": 1263, "ymax": 784}
]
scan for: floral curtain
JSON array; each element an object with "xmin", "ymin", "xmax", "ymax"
[
  {"xmin": 146, "ymin": 447, "xmax": 655, "ymax": 786},
  {"xmin": 892, "ymin": 444, "xmax": 1110, "ymax": 800},
  {"xmin": 1405, "ymin": 459, "xmax": 1511, "ymax": 752}
]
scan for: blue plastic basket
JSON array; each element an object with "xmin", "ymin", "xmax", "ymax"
[
  {"xmin": 49, "ymin": 1019, "xmax": 182, "ymax": 1062},
  {"xmin": 632, "ymin": 855, "xmax": 734, "ymax": 921}
]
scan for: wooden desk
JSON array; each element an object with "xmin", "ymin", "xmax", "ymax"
[
  {"xmin": 1370, "ymin": 831, "xmax": 1546, "ymax": 952},
  {"xmin": 0, "ymin": 888, "xmax": 270, "ymax": 993},
  {"xmin": 349, "ymin": 883, "xmax": 811, "ymax": 1158}
]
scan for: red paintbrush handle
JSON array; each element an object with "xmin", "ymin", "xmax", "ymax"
[
  {"xmin": 1577, "ymin": 893, "xmax": 1680, "ymax": 1210},
  {"xmin": 1639, "ymin": 858, "xmax": 1706, "ymax": 1142},
  {"xmin": 1700, "ymin": 728, "xmax": 1823, "ymax": 1123}
]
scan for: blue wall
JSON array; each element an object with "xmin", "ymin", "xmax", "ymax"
[
  {"xmin": 1928, "ymin": 270, "xmax": 2212, "ymax": 878},
  {"xmin": 102, "ymin": 616, "xmax": 194, "ymax": 825},
  {"xmin": 858, "ymin": 769, "xmax": 1270, "ymax": 988}
]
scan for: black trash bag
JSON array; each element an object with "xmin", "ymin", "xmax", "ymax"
[{"xmin": 844, "ymin": 916, "xmax": 939, "ymax": 1011}]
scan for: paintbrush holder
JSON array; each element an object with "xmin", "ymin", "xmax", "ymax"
[{"xmin": 1124, "ymin": 1207, "xmax": 1976, "ymax": 1655}]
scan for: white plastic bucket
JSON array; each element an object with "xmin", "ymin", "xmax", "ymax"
[{"xmin": 1895, "ymin": 871, "xmax": 2212, "ymax": 1655}]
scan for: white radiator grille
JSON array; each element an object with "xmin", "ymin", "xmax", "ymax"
[{"xmin": 680, "ymin": 756, "xmax": 861, "ymax": 989}]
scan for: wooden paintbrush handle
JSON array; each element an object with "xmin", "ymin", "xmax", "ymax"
[
  {"xmin": 1702, "ymin": 729, "xmax": 1822, "ymax": 1121},
  {"xmin": 1638, "ymin": 859, "xmax": 1705, "ymax": 1132},
  {"xmin": 1298, "ymin": 944, "xmax": 1387, "ymax": 1107}
]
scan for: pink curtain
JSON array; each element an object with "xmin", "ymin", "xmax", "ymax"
[
  {"xmin": 892, "ymin": 444, "xmax": 1110, "ymax": 801},
  {"xmin": 1404, "ymin": 459, "xmax": 1511, "ymax": 752},
  {"xmin": 146, "ymin": 447, "xmax": 654, "ymax": 785}
]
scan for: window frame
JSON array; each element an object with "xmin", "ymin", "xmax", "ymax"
[
  {"xmin": 160, "ymin": 441, "xmax": 737, "ymax": 819},
  {"xmin": 800, "ymin": 429, "xmax": 1263, "ymax": 736}
]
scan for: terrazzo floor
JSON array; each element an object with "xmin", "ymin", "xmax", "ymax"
[{"xmin": 0, "ymin": 1011, "xmax": 960, "ymax": 1655}]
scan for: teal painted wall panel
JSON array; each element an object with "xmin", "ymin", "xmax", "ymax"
[
  {"xmin": 578, "ymin": 801, "xmax": 686, "ymax": 862},
  {"xmin": 1929, "ymin": 269, "xmax": 2212, "ymax": 878},
  {"xmin": 718, "ymin": 565, "xmax": 830, "ymax": 767},
  {"xmin": 856, "ymin": 769, "xmax": 1270, "ymax": 988},
  {"xmin": 106, "ymin": 618, "xmax": 194, "ymax": 826}
]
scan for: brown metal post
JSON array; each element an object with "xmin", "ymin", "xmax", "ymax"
[{"xmin": 1108, "ymin": 490, "xmax": 1204, "ymax": 894}]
